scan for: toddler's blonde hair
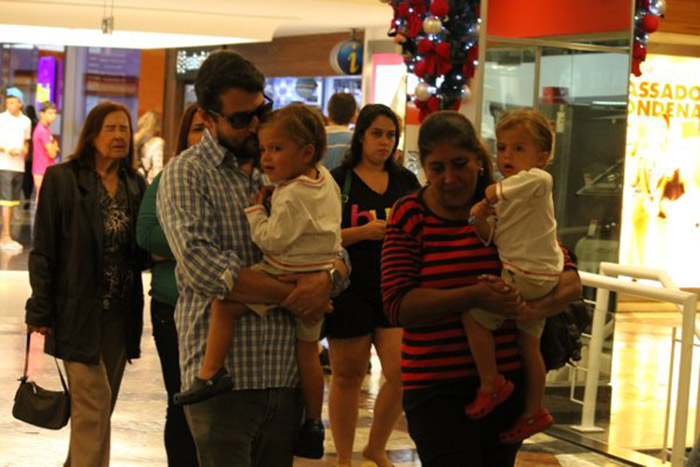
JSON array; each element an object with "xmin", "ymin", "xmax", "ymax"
[{"xmin": 496, "ymin": 109, "xmax": 555, "ymax": 165}]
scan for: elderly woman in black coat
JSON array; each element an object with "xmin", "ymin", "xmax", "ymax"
[{"xmin": 25, "ymin": 101, "xmax": 149, "ymax": 466}]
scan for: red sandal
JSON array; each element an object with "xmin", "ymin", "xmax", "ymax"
[
  {"xmin": 464, "ymin": 374, "xmax": 514, "ymax": 420},
  {"xmin": 499, "ymin": 408, "xmax": 554, "ymax": 444}
]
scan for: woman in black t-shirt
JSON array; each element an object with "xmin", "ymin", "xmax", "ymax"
[{"xmin": 327, "ymin": 104, "xmax": 420, "ymax": 467}]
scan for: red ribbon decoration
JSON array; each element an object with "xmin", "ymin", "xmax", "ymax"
[
  {"xmin": 417, "ymin": 39, "xmax": 452, "ymax": 76},
  {"xmin": 415, "ymin": 96, "xmax": 441, "ymax": 122},
  {"xmin": 397, "ymin": 0, "xmax": 428, "ymax": 38}
]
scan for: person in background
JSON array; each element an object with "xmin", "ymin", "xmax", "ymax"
[
  {"xmin": 136, "ymin": 103, "xmax": 205, "ymax": 466},
  {"xmin": 0, "ymin": 87, "xmax": 32, "ymax": 251},
  {"xmin": 324, "ymin": 92, "xmax": 357, "ymax": 171},
  {"xmin": 157, "ymin": 50, "xmax": 348, "ymax": 467},
  {"xmin": 26, "ymin": 101, "xmax": 149, "ymax": 466},
  {"xmin": 381, "ymin": 110, "xmax": 581, "ymax": 466},
  {"xmin": 134, "ymin": 111, "xmax": 165, "ymax": 183},
  {"xmin": 23, "ymin": 104, "xmax": 38, "ymax": 208},
  {"xmin": 31, "ymin": 102, "xmax": 60, "ymax": 205},
  {"xmin": 327, "ymin": 104, "xmax": 420, "ymax": 467}
]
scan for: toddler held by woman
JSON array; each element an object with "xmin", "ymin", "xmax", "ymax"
[{"xmin": 464, "ymin": 109, "xmax": 563, "ymax": 443}]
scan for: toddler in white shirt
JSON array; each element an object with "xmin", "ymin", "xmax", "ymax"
[{"xmin": 463, "ymin": 109, "xmax": 563, "ymax": 444}]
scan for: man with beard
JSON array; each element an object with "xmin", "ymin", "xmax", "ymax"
[{"xmin": 157, "ymin": 50, "xmax": 348, "ymax": 466}]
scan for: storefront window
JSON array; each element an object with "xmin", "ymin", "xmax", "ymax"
[{"xmin": 264, "ymin": 76, "xmax": 361, "ymax": 113}]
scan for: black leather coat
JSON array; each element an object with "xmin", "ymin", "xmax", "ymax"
[{"xmin": 25, "ymin": 157, "xmax": 149, "ymax": 364}]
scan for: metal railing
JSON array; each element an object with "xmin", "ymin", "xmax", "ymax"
[{"xmin": 571, "ymin": 262, "xmax": 698, "ymax": 466}]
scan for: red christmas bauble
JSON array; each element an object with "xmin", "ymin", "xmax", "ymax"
[
  {"xmin": 642, "ymin": 14, "xmax": 659, "ymax": 33},
  {"xmin": 633, "ymin": 41, "xmax": 647, "ymax": 60},
  {"xmin": 398, "ymin": 3, "xmax": 409, "ymax": 17},
  {"xmin": 430, "ymin": 0, "xmax": 449, "ymax": 17}
]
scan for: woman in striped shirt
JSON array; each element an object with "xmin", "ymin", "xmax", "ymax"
[{"xmin": 381, "ymin": 111, "xmax": 581, "ymax": 466}]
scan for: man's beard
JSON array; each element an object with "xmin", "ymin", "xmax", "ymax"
[{"xmin": 219, "ymin": 134, "xmax": 260, "ymax": 162}]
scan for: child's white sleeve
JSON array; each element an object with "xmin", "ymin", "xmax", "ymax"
[
  {"xmin": 244, "ymin": 192, "xmax": 309, "ymax": 256},
  {"xmin": 496, "ymin": 168, "xmax": 552, "ymax": 202}
]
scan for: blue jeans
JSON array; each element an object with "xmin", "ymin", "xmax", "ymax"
[
  {"xmin": 184, "ymin": 387, "xmax": 303, "ymax": 467},
  {"xmin": 151, "ymin": 299, "xmax": 198, "ymax": 467}
]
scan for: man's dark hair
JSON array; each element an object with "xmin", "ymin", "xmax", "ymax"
[
  {"xmin": 39, "ymin": 102, "xmax": 56, "ymax": 112},
  {"xmin": 194, "ymin": 50, "xmax": 265, "ymax": 114},
  {"xmin": 327, "ymin": 93, "xmax": 357, "ymax": 126}
]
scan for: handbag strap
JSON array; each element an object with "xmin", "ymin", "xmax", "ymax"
[
  {"xmin": 341, "ymin": 169, "xmax": 352, "ymax": 206},
  {"xmin": 23, "ymin": 332, "xmax": 69, "ymax": 393}
]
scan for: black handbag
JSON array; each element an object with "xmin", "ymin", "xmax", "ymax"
[
  {"xmin": 540, "ymin": 300, "xmax": 592, "ymax": 371},
  {"xmin": 12, "ymin": 333, "xmax": 70, "ymax": 430}
]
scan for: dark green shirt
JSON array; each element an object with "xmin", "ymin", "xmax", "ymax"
[{"xmin": 136, "ymin": 172, "xmax": 178, "ymax": 306}]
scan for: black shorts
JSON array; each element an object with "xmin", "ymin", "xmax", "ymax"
[
  {"xmin": 0, "ymin": 170, "xmax": 23, "ymax": 206},
  {"xmin": 326, "ymin": 287, "xmax": 395, "ymax": 339}
]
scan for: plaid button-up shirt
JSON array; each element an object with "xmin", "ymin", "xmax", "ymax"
[{"xmin": 157, "ymin": 130, "xmax": 299, "ymax": 390}]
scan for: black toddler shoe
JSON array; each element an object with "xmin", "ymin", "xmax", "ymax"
[
  {"xmin": 319, "ymin": 347, "xmax": 332, "ymax": 374},
  {"xmin": 294, "ymin": 418, "xmax": 325, "ymax": 459},
  {"xmin": 173, "ymin": 367, "xmax": 233, "ymax": 406}
]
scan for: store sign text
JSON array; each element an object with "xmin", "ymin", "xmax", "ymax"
[{"xmin": 628, "ymin": 82, "xmax": 700, "ymax": 118}]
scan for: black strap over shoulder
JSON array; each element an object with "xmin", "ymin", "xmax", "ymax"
[{"xmin": 341, "ymin": 168, "xmax": 352, "ymax": 206}]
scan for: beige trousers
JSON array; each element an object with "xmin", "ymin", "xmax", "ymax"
[{"xmin": 63, "ymin": 317, "xmax": 127, "ymax": 467}]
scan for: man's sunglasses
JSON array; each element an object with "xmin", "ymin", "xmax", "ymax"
[{"xmin": 208, "ymin": 95, "xmax": 273, "ymax": 129}]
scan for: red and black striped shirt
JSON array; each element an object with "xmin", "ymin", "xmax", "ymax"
[{"xmin": 382, "ymin": 190, "xmax": 573, "ymax": 391}]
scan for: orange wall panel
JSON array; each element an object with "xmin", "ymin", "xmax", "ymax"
[
  {"xmin": 137, "ymin": 49, "xmax": 166, "ymax": 118},
  {"xmin": 487, "ymin": 0, "xmax": 631, "ymax": 38}
]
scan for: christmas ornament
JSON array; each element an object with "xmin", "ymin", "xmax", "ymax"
[
  {"xmin": 631, "ymin": 0, "xmax": 665, "ymax": 77},
  {"xmin": 415, "ymin": 82, "xmax": 432, "ymax": 101},
  {"xmin": 649, "ymin": 0, "xmax": 666, "ymax": 16},
  {"xmin": 423, "ymin": 16, "xmax": 442, "ymax": 34},
  {"xmin": 642, "ymin": 14, "xmax": 659, "ymax": 33},
  {"xmin": 384, "ymin": 0, "xmax": 482, "ymax": 120}
]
